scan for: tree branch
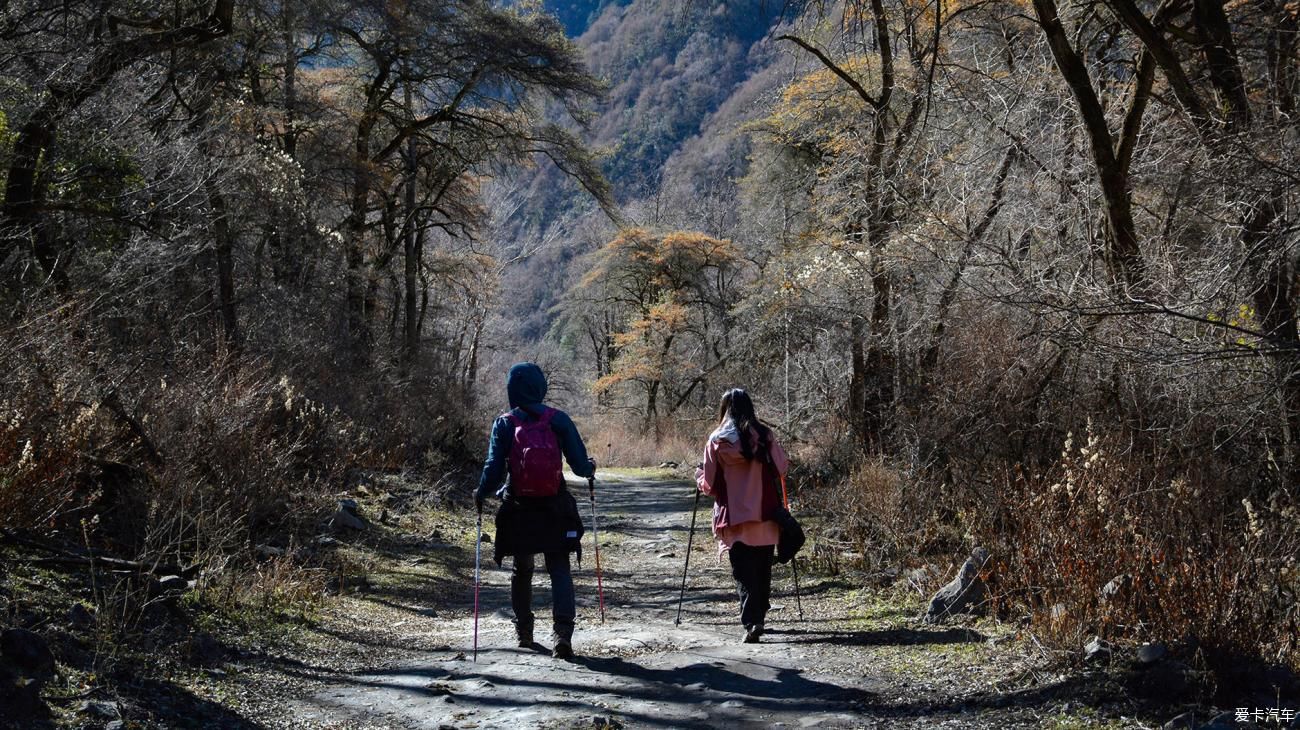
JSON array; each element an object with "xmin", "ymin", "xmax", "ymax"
[{"xmin": 776, "ymin": 34, "xmax": 883, "ymax": 109}]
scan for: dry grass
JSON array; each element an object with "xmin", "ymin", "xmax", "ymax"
[{"xmin": 579, "ymin": 413, "xmax": 706, "ymax": 468}]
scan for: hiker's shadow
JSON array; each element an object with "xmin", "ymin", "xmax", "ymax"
[
  {"xmin": 767, "ymin": 626, "xmax": 987, "ymax": 646},
  {"xmin": 572, "ymin": 654, "xmax": 872, "ymax": 709}
]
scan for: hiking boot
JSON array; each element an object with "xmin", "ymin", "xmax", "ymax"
[
  {"xmin": 743, "ymin": 624, "xmax": 762, "ymax": 644},
  {"xmin": 552, "ymin": 639, "xmax": 574, "ymax": 660},
  {"xmin": 515, "ymin": 620, "xmax": 534, "ymax": 648}
]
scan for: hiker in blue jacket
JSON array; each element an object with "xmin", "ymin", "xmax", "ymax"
[{"xmin": 475, "ymin": 362, "xmax": 596, "ymax": 660}]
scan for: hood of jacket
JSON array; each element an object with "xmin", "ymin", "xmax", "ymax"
[
  {"xmin": 709, "ymin": 418, "xmax": 740, "ymax": 444},
  {"xmin": 507, "ymin": 362, "xmax": 548, "ymax": 410},
  {"xmin": 709, "ymin": 419, "xmax": 772, "ymax": 465}
]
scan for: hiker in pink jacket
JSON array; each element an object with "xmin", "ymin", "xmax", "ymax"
[{"xmin": 695, "ymin": 388, "xmax": 788, "ymax": 643}]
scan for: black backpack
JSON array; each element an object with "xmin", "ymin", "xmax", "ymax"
[{"xmin": 760, "ymin": 452, "xmax": 805, "ymax": 565}]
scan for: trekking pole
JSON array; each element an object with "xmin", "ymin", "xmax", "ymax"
[
  {"xmin": 473, "ymin": 509, "xmax": 482, "ymax": 661},
  {"xmin": 781, "ymin": 474, "xmax": 804, "ymax": 621},
  {"xmin": 587, "ymin": 476, "xmax": 606, "ymax": 623},
  {"xmin": 675, "ymin": 487, "xmax": 702, "ymax": 626},
  {"xmin": 791, "ymin": 555, "xmax": 804, "ymax": 621}
]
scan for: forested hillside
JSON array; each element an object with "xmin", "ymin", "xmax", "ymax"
[{"xmin": 2, "ymin": 0, "xmax": 1299, "ymax": 725}]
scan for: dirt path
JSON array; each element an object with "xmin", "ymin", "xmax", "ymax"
[{"xmin": 274, "ymin": 475, "xmax": 1146, "ymax": 729}]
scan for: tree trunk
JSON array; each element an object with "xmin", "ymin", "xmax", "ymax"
[
  {"xmin": 345, "ymin": 114, "xmax": 377, "ymax": 355},
  {"xmin": 1245, "ymin": 193, "xmax": 1300, "ymax": 483},
  {"xmin": 863, "ymin": 239, "xmax": 894, "ymax": 452},
  {"xmin": 464, "ymin": 314, "xmax": 484, "ymax": 407},
  {"xmin": 279, "ymin": 0, "xmax": 301, "ymax": 284},
  {"xmin": 1034, "ymin": 0, "xmax": 1148, "ymax": 292},
  {"xmin": 207, "ymin": 180, "xmax": 240, "ymax": 349},
  {"xmin": 1262, "ymin": 0, "xmax": 1297, "ymax": 118},
  {"xmin": 402, "ymin": 78, "xmax": 420, "ymax": 368},
  {"xmin": 924, "ymin": 147, "xmax": 1017, "ymax": 369},
  {"xmin": 1192, "ymin": 0, "xmax": 1251, "ymax": 130},
  {"xmin": 282, "ymin": 0, "xmax": 298, "ymax": 159},
  {"xmin": 849, "ymin": 312, "xmax": 868, "ymax": 448}
]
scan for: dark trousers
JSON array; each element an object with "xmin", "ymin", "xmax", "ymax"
[
  {"xmin": 728, "ymin": 542, "xmax": 774, "ymax": 628},
  {"xmin": 511, "ymin": 551, "xmax": 575, "ymax": 641}
]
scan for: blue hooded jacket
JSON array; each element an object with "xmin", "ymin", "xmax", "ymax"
[{"xmin": 476, "ymin": 363, "xmax": 594, "ymax": 501}]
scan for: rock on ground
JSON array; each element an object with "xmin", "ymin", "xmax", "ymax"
[{"xmin": 924, "ymin": 547, "xmax": 990, "ymax": 623}]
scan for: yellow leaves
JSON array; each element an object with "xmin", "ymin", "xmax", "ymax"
[
  {"xmin": 1206, "ymin": 303, "xmax": 1260, "ymax": 349},
  {"xmin": 594, "ymin": 367, "xmax": 652, "ymax": 393},
  {"xmin": 595, "ymin": 299, "xmax": 687, "ymax": 393},
  {"xmin": 578, "ymin": 228, "xmax": 737, "ymax": 402},
  {"xmin": 645, "ymin": 300, "xmax": 689, "ymax": 330},
  {"xmin": 1229, "ymin": 303, "xmax": 1256, "ymax": 328},
  {"xmin": 657, "ymin": 230, "xmax": 741, "ymax": 272},
  {"xmin": 579, "ymin": 227, "xmax": 737, "ymax": 293},
  {"xmin": 780, "ymin": 59, "xmax": 875, "ymax": 112}
]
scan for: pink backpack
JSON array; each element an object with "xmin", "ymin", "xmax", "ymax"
[{"xmin": 506, "ymin": 407, "xmax": 564, "ymax": 497}]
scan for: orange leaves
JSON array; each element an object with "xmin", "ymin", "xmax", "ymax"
[
  {"xmin": 579, "ymin": 227, "xmax": 738, "ymax": 299},
  {"xmin": 574, "ymin": 227, "xmax": 739, "ymax": 410}
]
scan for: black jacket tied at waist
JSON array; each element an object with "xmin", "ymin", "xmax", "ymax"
[{"xmin": 493, "ymin": 487, "xmax": 585, "ymax": 566}]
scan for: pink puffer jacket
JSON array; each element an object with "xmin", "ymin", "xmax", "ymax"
[{"xmin": 695, "ymin": 424, "xmax": 788, "ymax": 551}]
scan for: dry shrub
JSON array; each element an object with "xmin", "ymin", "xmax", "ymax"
[
  {"xmin": 801, "ymin": 456, "xmax": 959, "ymax": 575},
  {"xmin": 0, "ymin": 305, "xmax": 103, "ymax": 530},
  {"xmin": 138, "ymin": 358, "xmax": 369, "ymax": 562},
  {"xmin": 0, "ymin": 302, "xmax": 368, "ymax": 567},
  {"xmin": 0, "ymin": 380, "xmax": 97, "ymax": 531},
  {"xmin": 976, "ymin": 424, "xmax": 1300, "ymax": 669}
]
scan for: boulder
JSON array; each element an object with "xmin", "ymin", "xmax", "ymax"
[
  {"xmin": 1135, "ymin": 642, "xmax": 1168, "ymax": 667},
  {"xmin": 1129, "ymin": 659, "xmax": 1199, "ymax": 701},
  {"xmin": 189, "ymin": 631, "xmax": 225, "ymax": 667},
  {"xmin": 254, "ymin": 544, "xmax": 286, "ymax": 560},
  {"xmin": 157, "ymin": 575, "xmax": 189, "ymax": 593},
  {"xmin": 330, "ymin": 508, "xmax": 367, "ymax": 532},
  {"xmin": 77, "ymin": 700, "xmax": 119, "ymax": 721},
  {"xmin": 0, "ymin": 628, "xmax": 56, "ymax": 681},
  {"xmin": 0, "ymin": 678, "xmax": 47, "ymax": 725},
  {"xmin": 1100, "ymin": 574, "xmax": 1131, "ymax": 602},
  {"xmin": 1083, "ymin": 636, "xmax": 1113, "ymax": 664},
  {"xmin": 924, "ymin": 547, "xmax": 991, "ymax": 623},
  {"xmin": 68, "ymin": 603, "xmax": 96, "ymax": 629}
]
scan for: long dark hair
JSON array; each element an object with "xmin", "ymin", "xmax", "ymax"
[{"xmin": 717, "ymin": 388, "xmax": 772, "ymax": 462}]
